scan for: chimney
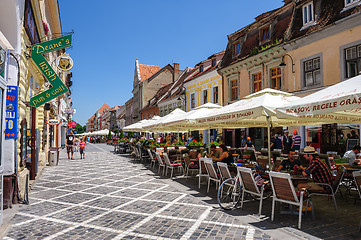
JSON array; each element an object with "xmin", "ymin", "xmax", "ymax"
[{"xmin": 173, "ymin": 63, "xmax": 179, "ymax": 82}]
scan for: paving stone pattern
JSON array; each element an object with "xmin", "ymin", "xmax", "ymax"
[{"xmin": 3, "ymin": 144, "xmax": 268, "ymax": 240}]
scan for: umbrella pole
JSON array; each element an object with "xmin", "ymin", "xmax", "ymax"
[
  {"xmin": 266, "ymin": 116, "xmax": 272, "ymax": 171},
  {"xmin": 208, "ymin": 127, "xmax": 211, "ymax": 154}
]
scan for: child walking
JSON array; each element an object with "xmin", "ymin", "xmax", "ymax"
[{"xmin": 79, "ymin": 138, "xmax": 86, "ymax": 159}]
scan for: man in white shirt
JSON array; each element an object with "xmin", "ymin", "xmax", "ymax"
[{"xmin": 343, "ymin": 145, "xmax": 361, "ymax": 166}]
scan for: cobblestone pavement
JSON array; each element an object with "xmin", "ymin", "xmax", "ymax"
[
  {"xmin": 3, "ymin": 144, "xmax": 272, "ymax": 240},
  {"xmin": 5, "ymin": 143, "xmax": 360, "ymax": 239}
]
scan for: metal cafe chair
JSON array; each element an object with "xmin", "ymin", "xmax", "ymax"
[
  {"xmin": 269, "ymin": 171, "xmax": 314, "ymax": 229},
  {"xmin": 308, "ymin": 165, "xmax": 346, "ymax": 211},
  {"xmin": 217, "ymin": 162, "xmax": 233, "ymax": 182},
  {"xmin": 237, "ymin": 167, "xmax": 267, "ymax": 215},
  {"xmin": 352, "ymin": 170, "xmax": 361, "ymax": 201},
  {"xmin": 163, "ymin": 152, "xmax": 183, "ymax": 178},
  {"xmin": 198, "ymin": 158, "xmax": 209, "ymax": 189},
  {"xmin": 155, "ymin": 152, "xmax": 166, "ymax": 176},
  {"xmin": 204, "ymin": 159, "xmax": 221, "ymax": 193},
  {"xmin": 183, "ymin": 153, "xmax": 199, "ymax": 179},
  {"xmin": 147, "ymin": 149, "xmax": 156, "ymax": 169}
]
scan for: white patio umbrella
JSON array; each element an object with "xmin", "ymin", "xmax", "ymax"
[
  {"xmin": 196, "ymin": 88, "xmax": 311, "ymax": 169},
  {"xmin": 140, "ymin": 115, "xmax": 161, "ymax": 133},
  {"xmin": 123, "ymin": 119, "xmax": 150, "ymax": 132},
  {"xmin": 143, "ymin": 108, "xmax": 186, "ymax": 132},
  {"xmin": 159, "ymin": 103, "xmax": 223, "ymax": 146},
  {"xmin": 277, "ymin": 74, "xmax": 361, "ymax": 124},
  {"xmin": 161, "ymin": 103, "xmax": 222, "ymax": 131}
]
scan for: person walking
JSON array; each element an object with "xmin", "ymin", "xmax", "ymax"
[
  {"xmin": 291, "ymin": 130, "xmax": 301, "ymax": 151},
  {"xmin": 74, "ymin": 137, "xmax": 80, "ymax": 152},
  {"xmin": 79, "ymin": 138, "xmax": 86, "ymax": 159},
  {"xmin": 66, "ymin": 131, "xmax": 75, "ymax": 160}
]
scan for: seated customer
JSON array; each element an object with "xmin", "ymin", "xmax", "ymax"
[
  {"xmin": 212, "ymin": 144, "xmax": 234, "ymax": 165},
  {"xmin": 270, "ymin": 134, "xmax": 282, "ymax": 151},
  {"xmin": 343, "ymin": 145, "xmax": 361, "ymax": 166},
  {"xmin": 208, "ymin": 144, "xmax": 221, "ymax": 158},
  {"xmin": 300, "ymin": 146, "xmax": 333, "ymax": 192},
  {"xmin": 276, "ymin": 149, "xmax": 302, "ymax": 172}
]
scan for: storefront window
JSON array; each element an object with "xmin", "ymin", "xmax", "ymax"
[{"xmin": 306, "ymin": 124, "xmax": 360, "ymax": 154}]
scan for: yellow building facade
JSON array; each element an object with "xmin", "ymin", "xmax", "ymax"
[
  {"xmin": 184, "ymin": 51, "xmax": 224, "ymax": 111},
  {"xmin": 16, "ymin": 0, "xmax": 67, "ymax": 200}
]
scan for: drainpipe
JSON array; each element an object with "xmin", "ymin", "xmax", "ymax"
[{"xmin": 30, "ymin": 106, "xmax": 36, "ymax": 180}]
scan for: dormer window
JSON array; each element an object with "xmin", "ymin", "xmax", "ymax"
[
  {"xmin": 212, "ymin": 58, "xmax": 216, "ymax": 67},
  {"xmin": 199, "ymin": 65, "xmax": 204, "ymax": 72},
  {"xmin": 260, "ymin": 26, "xmax": 270, "ymax": 42},
  {"xmin": 345, "ymin": 0, "xmax": 360, "ymax": 7},
  {"xmin": 302, "ymin": 2, "xmax": 314, "ymax": 26},
  {"xmin": 233, "ymin": 43, "xmax": 240, "ymax": 55}
]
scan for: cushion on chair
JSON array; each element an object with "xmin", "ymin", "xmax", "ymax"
[
  {"xmin": 170, "ymin": 163, "xmax": 182, "ymax": 167},
  {"xmin": 189, "ymin": 163, "xmax": 199, "ymax": 169}
]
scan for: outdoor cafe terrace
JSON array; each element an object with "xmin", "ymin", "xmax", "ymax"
[{"xmin": 109, "ymin": 140, "xmax": 361, "ymax": 239}]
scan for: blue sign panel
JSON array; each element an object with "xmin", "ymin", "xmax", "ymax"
[{"xmin": 5, "ymin": 86, "xmax": 19, "ymax": 139}]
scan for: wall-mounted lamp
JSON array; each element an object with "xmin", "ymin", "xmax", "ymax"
[{"xmin": 279, "ymin": 54, "xmax": 295, "ymax": 73}]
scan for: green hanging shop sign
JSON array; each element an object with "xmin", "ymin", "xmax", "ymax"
[{"xmin": 30, "ymin": 35, "xmax": 72, "ymax": 107}]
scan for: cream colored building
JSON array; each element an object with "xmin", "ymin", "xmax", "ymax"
[{"xmin": 218, "ymin": 0, "xmax": 361, "ymax": 151}]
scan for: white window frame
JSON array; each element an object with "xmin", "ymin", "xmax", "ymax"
[
  {"xmin": 203, "ymin": 89, "xmax": 208, "ymax": 104},
  {"xmin": 302, "ymin": 2, "xmax": 314, "ymax": 27},
  {"xmin": 300, "ymin": 53, "xmax": 323, "ymax": 90},
  {"xmin": 213, "ymin": 86, "xmax": 218, "ymax": 104},
  {"xmin": 191, "ymin": 93, "xmax": 195, "ymax": 109},
  {"xmin": 345, "ymin": 0, "xmax": 360, "ymax": 7}
]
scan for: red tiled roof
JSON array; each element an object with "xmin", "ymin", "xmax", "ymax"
[
  {"xmin": 139, "ymin": 64, "xmax": 161, "ymax": 82},
  {"xmin": 185, "ymin": 65, "xmax": 217, "ymax": 83},
  {"xmin": 97, "ymin": 104, "xmax": 111, "ymax": 113}
]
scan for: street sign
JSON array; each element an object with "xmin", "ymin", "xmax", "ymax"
[
  {"xmin": 5, "ymin": 86, "xmax": 19, "ymax": 139},
  {"xmin": 30, "ymin": 35, "xmax": 72, "ymax": 107},
  {"xmin": 64, "ymin": 108, "xmax": 76, "ymax": 114},
  {"xmin": 46, "ymin": 119, "xmax": 61, "ymax": 126}
]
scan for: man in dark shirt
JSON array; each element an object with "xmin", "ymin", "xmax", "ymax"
[
  {"xmin": 301, "ymin": 146, "xmax": 333, "ymax": 192},
  {"xmin": 66, "ymin": 131, "xmax": 75, "ymax": 159},
  {"xmin": 270, "ymin": 134, "xmax": 282, "ymax": 150},
  {"xmin": 282, "ymin": 130, "xmax": 293, "ymax": 154},
  {"xmin": 276, "ymin": 149, "xmax": 302, "ymax": 172}
]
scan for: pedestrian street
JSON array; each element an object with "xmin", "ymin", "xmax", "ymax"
[{"xmin": 3, "ymin": 143, "xmax": 274, "ymax": 240}]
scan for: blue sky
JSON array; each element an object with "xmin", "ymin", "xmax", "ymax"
[{"xmin": 59, "ymin": 0, "xmax": 284, "ymax": 126}]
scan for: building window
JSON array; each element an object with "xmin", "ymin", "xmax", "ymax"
[
  {"xmin": 212, "ymin": 59, "xmax": 216, "ymax": 67},
  {"xmin": 191, "ymin": 93, "xmax": 195, "ymax": 109},
  {"xmin": 302, "ymin": 2, "xmax": 314, "ymax": 26},
  {"xmin": 233, "ymin": 43, "xmax": 240, "ymax": 55},
  {"xmin": 270, "ymin": 67, "xmax": 281, "ymax": 90},
  {"xmin": 230, "ymin": 79, "xmax": 238, "ymax": 101},
  {"xmin": 24, "ymin": 0, "xmax": 40, "ymax": 44},
  {"xmin": 345, "ymin": 0, "xmax": 360, "ymax": 7},
  {"xmin": 252, "ymin": 72, "xmax": 262, "ymax": 93},
  {"xmin": 304, "ymin": 57, "xmax": 321, "ymax": 87},
  {"xmin": 345, "ymin": 44, "xmax": 361, "ymax": 78},
  {"xmin": 199, "ymin": 65, "xmax": 204, "ymax": 72},
  {"xmin": 260, "ymin": 26, "xmax": 270, "ymax": 42},
  {"xmin": 213, "ymin": 86, "xmax": 219, "ymax": 104},
  {"xmin": 203, "ymin": 90, "xmax": 208, "ymax": 104}
]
